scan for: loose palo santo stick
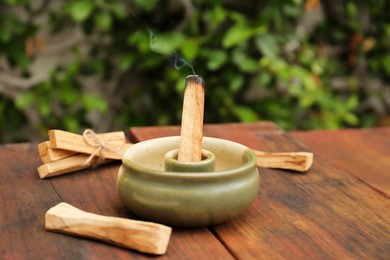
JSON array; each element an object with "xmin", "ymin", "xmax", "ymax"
[
  {"xmin": 254, "ymin": 150, "xmax": 313, "ymax": 172},
  {"xmin": 45, "ymin": 202, "xmax": 172, "ymax": 255},
  {"xmin": 178, "ymin": 75, "xmax": 205, "ymax": 162}
]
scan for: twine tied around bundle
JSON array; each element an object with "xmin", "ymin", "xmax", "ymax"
[{"xmin": 82, "ymin": 129, "xmax": 122, "ymax": 167}]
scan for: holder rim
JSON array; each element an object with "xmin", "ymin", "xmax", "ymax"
[{"xmin": 122, "ymin": 136, "xmax": 257, "ymax": 179}]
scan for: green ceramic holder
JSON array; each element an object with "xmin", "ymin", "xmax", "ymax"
[{"xmin": 117, "ymin": 136, "xmax": 260, "ymax": 227}]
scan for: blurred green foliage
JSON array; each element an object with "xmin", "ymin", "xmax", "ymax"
[{"xmin": 0, "ymin": 0, "xmax": 389, "ymax": 142}]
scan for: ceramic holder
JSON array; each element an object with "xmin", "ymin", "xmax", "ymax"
[{"xmin": 117, "ymin": 136, "xmax": 260, "ymax": 227}]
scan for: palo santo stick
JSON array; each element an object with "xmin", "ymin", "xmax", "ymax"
[
  {"xmin": 45, "ymin": 202, "xmax": 172, "ymax": 255},
  {"xmin": 48, "ymin": 130, "xmax": 128, "ymax": 160},
  {"xmin": 178, "ymin": 75, "xmax": 205, "ymax": 162},
  {"xmin": 37, "ymin": 154, "xmax": 113, "ymax": 179},
  {"xmin": 38, "ymin": 141, "xmax": 76, "ymax": 163},
  {"xmin": 254, "ymin": 150, "xmax": 313, "ymax": 172}
]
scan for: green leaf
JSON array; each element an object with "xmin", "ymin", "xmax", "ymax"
[
  {"xmin": 292, "ymin": 0, "xmax": 303, "ymax": 5},
  {"xmin": 283, "ymin": 4, "xmax": 301, "ymax": 18},
  {"xmin": 13, "ymin": 49, "xmax": 30, "ymax": 69},
  {"xmin": 206, "ymin": 50, "xmax": 228, "ymax": 71},
  {"xmin": 38, "ymin": 100, "xmax": 50, "ymax": 117},
  {"xmin": 15, "ymin": 92, "xmax": 34, "ymax": 108},
  {"xmin": 382, "ymin": 55, "xmax": 390, "ymax": 76},
  {"xmin": 255, "ymin": 34, "xmax": 278, "ymax": 58},
  {"xmin": 232, "ymin": 47, "xmax": 258, "ymax": 73},
  {"xmin": 346, "ymin": 2, "xmax": 357, "ymax": 18},
  {"xmin": 60, "ymin": 87, "xmax": 78, "ymax": 106},
  {"xmin": 94, "ymin": 12, "xmax": 112, "ymax": 31},
  {"xmin": 133, "ymin": 0, "xmax": 158, "ymax": 11},
  {"xmin": 63, "ymin": 116, "xmax": 79, "ymax": 133},
  {"xmin": 149, "ymin": 32, "xmax": 185, "ymax": 55},
  {"xmin": 233, "ymin": 106, "xmax": 259, "ymax": 122},
  {"xmin": 4, "ymin": 0, "xmax": 28, "ymax": 4},
  {"xmin": 204, "ymin": 5, "xmax": 227, "ymax": 27},
  {"xmin": 127, "ymin": 31, "xmax": 150, "ymax": 53},
  {"xmin": 82, "ymin": 93, "xmax": 108, "ymax": 112},
  {"xmin": 0, "ymin": 28, "xmax": 10, "ymax": 42},
  {"xmin": 256, "ymin": 72, "xmax": 272, "ymax": 86},
  {"xmin": 212, "ymin": 5, "xmax": 227, "ymax": 23},
  {"xmin": 68, "ymin": 1, "xmax": 93, "ymax": 22},
  {"xmin": 311, "ymin": 62, "xmax": 323, "ymax": 75},
  {"xmin": 228, "ymin": 74, "xmax": 244, "ymax": 93},
  {"xmin": 181, "ymin": 39, "xmax": 200, "ymax": 61},
  {"xmin": 110, "ymin": 3, "xmax": 126, "ymax": 19},
  {"xmin": 299, "ymin": 93, "xmax": 315, "ymax": 108},
  {"xmin": 344, "ymin": 112, "xmax": 359, "ymax": 125},
  {"xmin": 223, "ymin": 23, "xmax": 265, "ymax": 48},
  {"xmin": 223, "ymin": 25, "xmax": 249, "ymax": 48},
  {"xmin": 345, "ymin": 95, "xmax": 358, "ymax": 110},
  {"xmin": 119, "ymin": 54, "xmax": 135, "ymax": 71}
]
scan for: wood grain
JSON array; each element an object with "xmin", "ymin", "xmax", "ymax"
[
  {"xmin": 0, "ymin": 146, "xmax": 62, "ymax": 259},
  {"xmin": 130, "ymin": 122, "xmax": 390, "ymax": 260},
  {"xmin": 0, "ymin": 145, "xmax": 234, "ymax": 259},
  {"xmin": 291, "ymin": 127, "xmax": 390, "ymax": 197},
  {"xmin": 2, "ymin": 122, "xmax": 389, "ymax": 259}
]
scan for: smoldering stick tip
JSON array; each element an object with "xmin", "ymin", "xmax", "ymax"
[{"xmin": 186, "ymin": 75, "xmax": 204, "ymax": 86}]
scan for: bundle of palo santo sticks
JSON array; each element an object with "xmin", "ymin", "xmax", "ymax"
[{"xmin": 37, "ymin": 129, "xmax": 132, "ymax": 179}]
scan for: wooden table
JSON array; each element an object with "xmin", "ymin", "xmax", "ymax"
[{"xmin": 1, "ymin": 122, "xmax": 389, "ymax": 259}]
